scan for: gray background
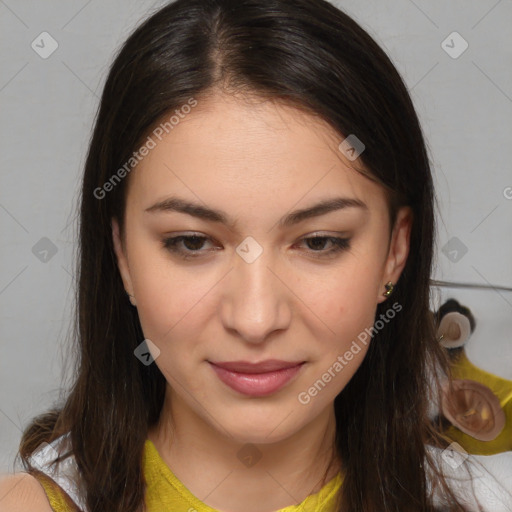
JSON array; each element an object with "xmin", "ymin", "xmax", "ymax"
[{"xmin": 1, "ymin": 0, "xmax": 511, "ymax": 473}]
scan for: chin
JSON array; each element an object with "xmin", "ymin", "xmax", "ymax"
[
  {"xmin": 229, "ymin": 427, "xmax": 292, "ymax": 446},
  {"xmin": 217, "ymin": 410, "xmax": 302, "ymax": 445}
]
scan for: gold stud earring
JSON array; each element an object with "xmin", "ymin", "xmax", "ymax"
[{"xmin": 383, "ymin": 281, "xmax": 394, "ymax": 297}]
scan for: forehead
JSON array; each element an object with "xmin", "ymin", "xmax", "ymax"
[{"xmin": 126, "ymin": 92, "xmax": 386, "ymax": 214}]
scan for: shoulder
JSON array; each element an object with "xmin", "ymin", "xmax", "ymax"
[{"xmin": 0, "ymin": 472, "xmax": 53, "ymax": 511}]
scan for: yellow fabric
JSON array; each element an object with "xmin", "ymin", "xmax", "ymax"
[
  {"xmin": 143, "ymin": 439, "xmax": 344, "ymax": 511},
  {"xmin": 34, "ymin": 439, "xmax": 344, "ymax": 512},
  {"xmin": 32, "ymin": 471, "xmax": 79, "ymax": 512},
  {"xmin": 443, "ymin": 350, "xmax": 512, "ymax": 455}
]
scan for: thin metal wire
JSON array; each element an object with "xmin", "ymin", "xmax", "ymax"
[{"xmin": 429, "ymin": 279, "xmax": 512, "ymax": 292}]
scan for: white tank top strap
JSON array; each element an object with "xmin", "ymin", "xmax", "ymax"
[{"xmin": 28, "ymin": 433, "xmax": 87, "ymax": 511}]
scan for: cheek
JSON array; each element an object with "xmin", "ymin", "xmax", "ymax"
[
  {"xmin": 132, "ymin": 269, "xmax": 205, "ymax": 384},
  {"xmin": 127, "ymin": 245, "xmax": 203, "ymax": 343},
  {"xmin": 304, "ymin": 261, "xmax": 381, "ymax": 332},
  {"xmin": 299, "ymin": 261, "xmax": 382, "ymax": 381},
  {"xmin": 135, "ymin": 282, "xmax": 205, "ymax": 346}
]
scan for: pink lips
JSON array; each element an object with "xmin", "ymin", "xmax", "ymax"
[{"xmin": 208, "ymin": 359, "xmax": 305, "ymax": 397}]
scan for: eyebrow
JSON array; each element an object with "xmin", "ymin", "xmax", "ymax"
[{"xmin": 145, "ymin": 195, "xmax": 368, "ymax": 229}]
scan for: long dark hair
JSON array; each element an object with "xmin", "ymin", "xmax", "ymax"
[{"xmin": 18, "ymin": 0, "xmax": 469, "ymax": 510}]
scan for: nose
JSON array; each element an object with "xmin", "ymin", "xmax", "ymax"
[{"xmin": 219, "ymin": 247, "xmax": 292, "ymax": 344}]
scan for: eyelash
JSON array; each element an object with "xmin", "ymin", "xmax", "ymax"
[{"xmin": 162, "ymin": 234, "xmax": 351, "ymax": 260}]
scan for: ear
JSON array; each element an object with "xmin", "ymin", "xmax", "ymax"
[
  {"xmin": 441, "ymin": 379, "xmax": 506, "ymax": 441},
  {"xmin": 377, "ymin": 206, "xmax": 413, "ymax": 303},
  {"xmin": 436, "ymin": 311, "xmax": 472, "ymax": 348},
  {"xmin": 112, "ymin": 217, "xmax": 135, "ymax": 298}
]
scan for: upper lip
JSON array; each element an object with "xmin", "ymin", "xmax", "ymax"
[{"xmin": 209, "ymin": 359, "xmax": 305, "ymax": 374}]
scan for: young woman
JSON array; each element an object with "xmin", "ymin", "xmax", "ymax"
[{"xmin": 1, "ymin": 0, "xmax": 507, "ymax": 510}]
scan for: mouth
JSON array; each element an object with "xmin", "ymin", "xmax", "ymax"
[{"xmin": 208, "ymin": 360, "xmax": 306, "ymax": 397}]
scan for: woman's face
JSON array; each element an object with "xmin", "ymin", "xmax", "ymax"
[{"xmin": 113, "ymin": 92, "xmax": 412, "ymax": 443}]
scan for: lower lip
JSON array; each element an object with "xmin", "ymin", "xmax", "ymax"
[{"xmin": 209, "ymin": 362, "xmax": 305, "ymax": 397}]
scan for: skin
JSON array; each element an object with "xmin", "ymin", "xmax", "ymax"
[{"xmin": 112, "ymin": 91, "xmax": 412, "ymax": 511}]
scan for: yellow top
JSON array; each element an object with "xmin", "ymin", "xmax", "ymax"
[
  {"xmin": 35, "ymin": 471, "xmax": 81, "ymax": 512},
  {"xmin": 34, "ymin": 439, "xmax": 344, "ymax": 512}
]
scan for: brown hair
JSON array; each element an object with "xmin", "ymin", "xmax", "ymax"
[{"xmin": 18, "ymin": 0, "xmax": 469, "ymax": 510}]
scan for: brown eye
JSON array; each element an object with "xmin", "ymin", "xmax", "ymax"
[
  {"xmin": 162, "ymin": 234, "xmax": 214, "ymax": 259},
  {"xmin": 300, "ymin": 236, "xmax": 351, "ymax": 257}
]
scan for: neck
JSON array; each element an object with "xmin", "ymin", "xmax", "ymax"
[{"xmin": 148, "ymin": 384, "xmax": 341, "ymax": 512}]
